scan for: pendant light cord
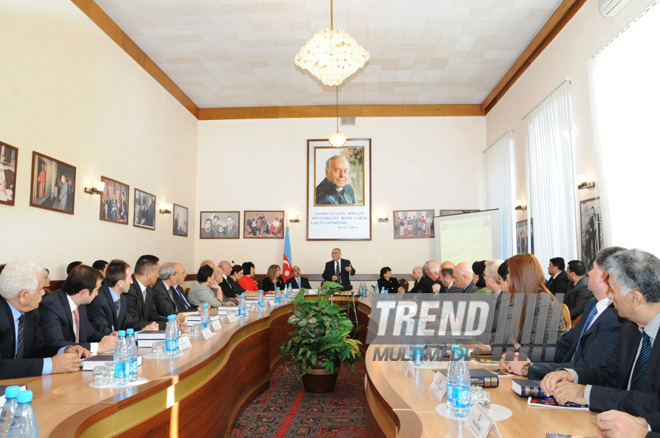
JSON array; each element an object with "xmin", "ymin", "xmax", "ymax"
[{"xmin": 336, "ymin": 86, "xmax": 339, "ymax": 131}]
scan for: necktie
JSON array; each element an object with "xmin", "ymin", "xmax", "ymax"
[
  {"xmin": 630, "ymin": 332, "xmax": 652, "ymax": 390},
  {"xmin": 335, "ymin": 261, "xmax": 341, "ymax": 282},
  {"xmin": 297, "ymin": 278, "xmax": 301, "ymax": 289},
  {"xmin": 73, "ymin": 307, "xmax": 80, "ymax": 343},
  {"xmin": 16, "ymin": 315, "xmax": 25, "ymax": 359},
  {"xmin": 571, "ymin": 305, "xmax": 598, "ymax": 361},
  {"xmin": 173, "ymin": 286, "xmax": 191, "ymax": 310},
  {"xmin": 114, "ymin": 299, "xmax": 121, "ymax": 315}
]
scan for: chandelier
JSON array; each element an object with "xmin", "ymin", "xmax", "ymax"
[{"xmin": 295, "ymin": 0, "xmax": 369, "ymax": 87}]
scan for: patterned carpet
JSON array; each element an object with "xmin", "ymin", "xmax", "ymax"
[{"xmin": 231, "ymin": 361, "xmax": 367, "ymax": 437}]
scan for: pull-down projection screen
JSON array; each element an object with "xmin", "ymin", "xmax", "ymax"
[{"xmin": 434, "ymin": 210, "xmax": 500, "ymax": 263}]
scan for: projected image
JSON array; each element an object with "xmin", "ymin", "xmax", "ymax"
[
  {"xmin": 394, "ymin": 210, "xmax": 434, "ymax": 239},
  {"xmin": 438, "ymin": 210, "xmax": 498, "ymax": 263}
]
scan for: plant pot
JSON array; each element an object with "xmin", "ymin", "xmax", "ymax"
[{"xmin": 302, "ymin": 360, "xmax": 340, "ymax": 393}]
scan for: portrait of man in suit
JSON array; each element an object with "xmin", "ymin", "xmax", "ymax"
[{"xmin": 315, "ymin": 152, "xmax": 364, "ymax": 206}]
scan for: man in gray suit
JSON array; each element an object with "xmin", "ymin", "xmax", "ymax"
[
  {"xmin": 566, "ymin": 260, "xmax": 592, "ymax": 321},
  {"xmin": 452, "ymin": 262, "xmax": 479, "ymax": 293}
]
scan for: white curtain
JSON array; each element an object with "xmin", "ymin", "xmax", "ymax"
[
  {"xmin": 589, "ymin": 1, "xmax": 660, "ymax": 255},
  {"xmin": 484, "ymin": 131, "xmax": 516, "ymax": 258},
  {"xmin": 525, "ymin": 81, "xmax": 578, "ymax": 272}
]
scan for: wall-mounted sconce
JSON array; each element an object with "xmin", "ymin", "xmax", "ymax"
[
  {"xmin": 159, "ymin": 203, "xmax": 172, "ymax": 214},
  {"xmin": 577, "ymin": 181, "xmax": 596, "ymax": 190},
  {"xmin": 515, "ymin": 204, "xmax": 527, "ymax": 211},
  {"xmin": 288, "ymin": 213, "xmax": 300, "ymax": 223},
  {"xmin": 378, "ymin": 212, "xmax": 389, "ymax": 222},
  {"xmin": 84, "ymin": 180, "xmax": 105, "ymax": 195}
]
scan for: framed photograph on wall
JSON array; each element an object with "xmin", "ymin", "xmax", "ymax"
[
  {"xmin": 0, "ymin": 141, "xmax": 18, "ymax": 206},
  {"xmin": 100, "ymin": 176, "xmax": 129, "ymax": 225},
  {"xmin": 580, "ymin": 198, "xmax": 603, "ymax": 269},
  {"xmin": 200, "ymin": 211, "xmax": 240, "ymax": 239},
  {"xmin": 173, "ymin": 203, "xmax": 188, "ymax": 237},
  {"xmin": 515, "ymin": 218, "xmax": 535, "ymax": 254},
  {"xmin": 393, "ymin": 210, "xmax": 435, "ymax": 239},
  {"xmin": 244, "ymin": 210, "xmax": 284, "ymax": 239},
  {"xmin": 29, "ymin": 151, "xmax": 76, "ymax": 215},
  {"xmin": 134, "ymin": 188, "xmax": 156, "ymax": 230},
  {"xmin": 306, "ymin": 138, "xmax": 372, "ymax": 240}
]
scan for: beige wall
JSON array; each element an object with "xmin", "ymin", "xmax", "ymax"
[
  {"xmin": 0, "ymin": 0, "xmax": 198, "ymax": 279},
  {"xmin": 196, "ymin": 117, "xmax": 486, "ymax": 275}
]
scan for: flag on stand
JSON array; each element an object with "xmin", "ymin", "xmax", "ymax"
[{"xmin": 282, "ymin": 225, "xmax": 293, "ymax": 283}]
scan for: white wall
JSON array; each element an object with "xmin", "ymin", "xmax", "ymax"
[
  {"xmin": 0, "ymin": 0, "xmax": 199, "ymax": 279},
  {"xmin": 486, "ymin": 0, "xmax": 655, "ymax": 239},
  {"xmin": 196, "ymin": 117, "xmax": 486, "ymax": 275}
]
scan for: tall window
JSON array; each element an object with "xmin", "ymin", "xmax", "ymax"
[
  {"xmin": 589, "ymin": 1, "xmax": 660, "ymax": 254},
  {"xmin": 525, "ymin": 81, "xmax": 578, "ymax": 269},
  {"xmin": 484, "ymin": 131, "xmax": 516, "ymax": 258}
]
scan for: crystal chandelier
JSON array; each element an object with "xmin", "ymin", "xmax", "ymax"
[{"xmin": 295, "ymin": 0, "xmax": 369, "ymax": 87}]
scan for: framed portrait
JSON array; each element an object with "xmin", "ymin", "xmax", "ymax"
[
  {"xmin": 307, "ymin": 138, "xmax": 372, "ymax": 240},
  {"xmin": 580, "ymin": 198, "xmax": 603, "ymax": 269},
  {"xmin": 29, "ymin": 151, "xmax": 76, "ymax": 215},
  {"xmin": 244, "ymin": 210, "xmax": 284, "ymax": 239},
  {"xmin": 173, "ymin": 203, "xmax": 188, "ymax": 237},
  {"xmin": 515, "ymin": 218, "xmax": 535, "ymax": 254},
  {"xmin": 200, "ymin": 211, "xmax": 240, "ymax": 239},
  {"xmin": 0, "ymin": 141, "xmax": 18, "ymax": 206},
  {"xmin": 133, "ymin": 188, "xmax": 156, "ymax": 230},
  {"xmin": 100, "ymin": 176, "xmax": 129, "ymax": 225},
  {"xmin": 393, "ymin": 210, "xmax": 435, "ymax": 239}
]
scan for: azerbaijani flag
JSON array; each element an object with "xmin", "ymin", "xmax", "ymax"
[{"xmin": 282, "ymin": 225, "xmax": 292, "ymax": 283}]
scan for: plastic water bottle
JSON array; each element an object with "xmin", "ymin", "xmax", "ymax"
[
  {"xmin": 275, "ymin": 288, "xmax": 282, "ymax": 305},
  {"xmin": 0, "ymin": 386, "xmax": 21, "ymax": 436},
  {"xmin": 238, "ymin": 294, "xmax": 247, "ymax": 318},
  {"xmin": 283, "ymin": 285, "xmax": 289, "ymax": 302},
  {"xmin": 125, "ymin": 328, "xmax": 138, "ymax": 382},
  {"xmin": 200, "ymin": 303, "xmax": 210, "ymax": 328},
  {"xmin": 448, "ymin": 345, "xmax": 471, "ymax": 418},
  {"xmin": 165, "ymin": 314, "xmax": 179, "ymax": 357},
  {"xmin": 258, "ymin": 290, "xmax": 264, "ymax": 308},
  {"xmin": 113, "ymin": 330, "xmax": 128, "ymax": 385},
  {"xmin": 6, "ymin": 390, "xmax": 38, "ymax": 438}
]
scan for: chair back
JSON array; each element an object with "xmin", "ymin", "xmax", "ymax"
[{"xmin": 562, "ymin": 304, "xmax": 572, "ymax": 330}]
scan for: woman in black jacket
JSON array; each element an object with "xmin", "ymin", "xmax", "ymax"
[{"xmin": 377, "ymin": 267, "xmax": 403, "ymax": 293}]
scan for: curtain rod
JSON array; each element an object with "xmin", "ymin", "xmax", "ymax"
[
  {"xmin": 483, "ymin": 129, "xmax": 513, "ymax": 154},
  {"xmin": 521, "ymin": 78, "xmax": 571, "ymax": 121}
]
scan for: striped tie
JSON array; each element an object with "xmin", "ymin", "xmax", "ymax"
[
  {"xmin": 16, "ymin": 315, "xmax": 25, "ymax": 359},
  {"xmin": 630, "ymin": 333, "xmax": 652, "ymax": 391},
  {"xmin": 571, "ymin": 306, "xmax": 598, "ymax": 361}
]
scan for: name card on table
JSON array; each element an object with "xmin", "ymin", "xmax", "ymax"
[
  {"xmin": 465, "ymin": 405, "xmax": 501, "ymax": 438},
  {"xmin": 211, "ymin": 320, "xmax": 222, "ymax": 331},
  {"xmin": 226, "ymin": 313, "xmax": 238, "ymax": 323},
  {"xmin": 429, "ymin": 371, "xmax": 447, "ymax": 402},
  {"xmin": 201, "ymin": 328, "xmax": 214, "ymax": 340},
  {"xmin": 179, "ymin": 335, "xmax": 192, "ymax": 351}
]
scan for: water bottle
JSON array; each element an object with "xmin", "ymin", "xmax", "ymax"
[
  {"xmin": 258, "ymin": 290, "xmax": 264, "ymax": 308},
  {"xmin": 410, "ymin": 345, "xmax": 423, "ymax": 366},
  {"xmin": 0, "ymin": 386, "xmax": 21, "ymax": 436},
  {"xmin": 6, "ymin": 390, "xmax": 38, "ymax": 438},
  {"xmin": 165, "ymin": 314, "xmax": 179, "ymax": 356},
  {"xmin": 283, "ymin": 285, "xmax": 289, "ymax": 302},
  {"xmin": 113, "ymin": 330, "xmax": 128, "ymax": 385},
  {"xmin": 448, "ymin": 345, "xmax": 471, "ymax": 418},
  {"xmin": 361, "ymin": 282, "xmax": 366, "ymax": 296},
  {"xmin": 200, "ymin": 303, "xmax": 210, "ymax": 329},
  {"xmin": 275, "ymin": 288, "xmax": 282, "ymax": 305},
  {"xmin": 125, "ymin": 328, "xmax": 138, "ymax": 382},
  {"xmin": 238, "ymin": 294, "xmax": 247, "ymax": 318}
]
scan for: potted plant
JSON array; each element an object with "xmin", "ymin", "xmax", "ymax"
[{"xmin": 280, "ymin": 281, "xmax": 362, "ymax": 393}]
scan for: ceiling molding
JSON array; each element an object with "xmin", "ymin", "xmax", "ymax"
[{"xmin": 480, "ymin": 0, "xmax": 587, "ymax": 115}]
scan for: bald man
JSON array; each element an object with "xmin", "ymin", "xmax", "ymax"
[
  {"xmin": 452, "ymin": 262, "xmax": 478, "ymax": 293},
  {"xmin": 408, "ymin": 266, "xmax": 424, "ymax": 293}
]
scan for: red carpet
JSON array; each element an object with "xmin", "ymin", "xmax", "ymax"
[{"xmin": 231, "ymin": 361, "xmax": 366, "ymax": 437}]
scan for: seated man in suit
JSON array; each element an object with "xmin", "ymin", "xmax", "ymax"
[
  {"xmin": 565, "ymin": 259, "xmax": 592, "ymax": 321},
  {"xmin": 546, "ymin": 257, "xmax": 570, "ymax": 296},
  {"xmin": 418, "ymin": 261, "xmax": 442, "ymax": 293},
  {"xmin": 218, "ymin": 260, "xmax": 241, "ymax": 300},
  {"xmin": 287, "ymin": 266, "xmax": 312, "ymax": 290},
  {"xmin": 501, "ymin": 247, "xmax": 625, "ymax": 379},
  {"xmin": 321, "ymin": 248, "xmax": 355, "ymax": 290},
  {"xmin": 0, "ymin": 260, "xmax": 88, "ymax": 379},
  {"xmin": 541, "ymin": 248, "xmax": 660, "ymax": 415},
  {"xmin": 408, "ymin": 266, "xmax": 423, "ymax": 293},
  {"xmin": 315, "ymin": 155, "xmax": 356, "ymax": 205},
  {"xmin": 40, "ymin": 265, "xmax": 118, "ymax": 354},
  {"xmin": 88, "ymin": 259, "xmax": 159, "ymax": 335},
  {"xmin": 452, "ymin": 262, "xmax": 479, "ymax": 293},
  {"xmin": 596, "ymin": 409, "xmax": 660, "ymax": 438},
  {"xmin": 439, "ymin": 262, "xmax": 461, "ymax": 293},
  {"xmin": 153, "ymin": 262, "xmax": 198, "ymax": 317},
  {"xmin": 125, "ymin": 255, "xmax": 166, "ymax": 328}
]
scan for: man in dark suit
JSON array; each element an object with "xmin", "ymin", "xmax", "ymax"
[
  {"xmin": 88, "ymin": 259, "xmax": 159, "ymax": 335},
  {"xmin": 438, "ymin": 262, "xmax": 461, "ymax": 293},
  {"xmin": 546, "ymin": 257, "xmax": 570, "ymax": 296},
  {"xmin": 315, "ymin": 156, "xmax": 356, "ymax": 205},
  {"xmin": 408, "ymin": 266, "xmax": 423, "ymax": 293},
  {"xmin": 153, "ymin": 262, "xmax": 197, "ymax": 316},
  {"xmin": 225, "ymin": 216, "xmax": 238, "ymax": 238},
  {"xmin": 0, "ymin": 260, "xmax": 87, "ymax": 379},
  {"xmin": 40, "ymin": 265, "xmax": 117, "ymax": 354},
  {"xmin": 125, "ymin": 255, "xmax": 166, "ymax": 328},
  {"xmin": 452, "ymin": 262, "xmax": 479, "ymax": 293},
  {"xmin": 501, "ymin": 247, "xmax": 625, "ymax": 379},
  {"xmin": 287, "ymin": 266, "xmax": 312, "ymax": 290},
  {"xmin": 565, "ymin": 260, "xmax": 593, "ymax": 321},
  {"xmin": 597, "ymin": 409, "xmax": 659, "ymax": 438},
  {"xmin": 218, "ymin": 260, "xmax": 241, "ymax": 299},
  {"xmin": 418, "ymin": 261, "xmax": 442, "ymax": 293},
  {"xmin": 322, "ymin": 248, "xmax": 355, "ymax": 290},
  {"xmin": 541, "ymin": 249, "xmax": 660, "ymax": 415}
]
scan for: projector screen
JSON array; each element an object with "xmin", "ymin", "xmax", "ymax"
[{"xmin": 434, "ymin": 210, "xmax": 500, "ymax": 263}]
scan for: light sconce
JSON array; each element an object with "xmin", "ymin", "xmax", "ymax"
[
  {"xmin": 84, "ymin": 180, "xmax": 105, "ymax": 195},
  {"xmin": 378, "ymin": 212, "xmax": 389, "ymax": 222},
  {"xmin": 159, "ymin": 203, "xmax": 172, "ymax": 214},
  {"xmin": 515, "ymin": 204, "xmax": 527, "ymax": 211},
  {"xmin": 288, "ymin": 213, "xmax": 301, "ymax": 223},
  {"xmin": 577, "ymin": 181, "xmax": 596, "ymax": 190}
]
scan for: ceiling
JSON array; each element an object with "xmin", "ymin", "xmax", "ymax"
[{"xmin": 93, "ymin": 0, "xmax": 564, "ymax": 109}]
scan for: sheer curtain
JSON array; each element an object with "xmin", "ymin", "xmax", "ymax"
[
  {"xmin": 589, "ymin": 1, "xmax": 660, "ymax": 254},
  {"xmin": 525, "ymin": 81, "xmax": 578, "ymax": 271},
  {"xmin": 484, "ymin": 130, "xmax": 516, "ymax": 258}
]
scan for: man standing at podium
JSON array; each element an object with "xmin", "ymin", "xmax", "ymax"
[{"xmin": 322, "ymin": 248, "xmax": 355, "ymax": 290}]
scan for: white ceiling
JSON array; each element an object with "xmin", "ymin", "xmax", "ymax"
[{"xmin": 94, "ymin": 0, "xmax": 563, "ymax": 108}]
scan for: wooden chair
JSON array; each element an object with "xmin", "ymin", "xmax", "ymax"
[
  {"xmin": 562, "ymin": 304, "xmax": 572, "ymax": 331},
  {"xmin": 398, "ymin": 278, "xmax": 409, "ymax": 292}
]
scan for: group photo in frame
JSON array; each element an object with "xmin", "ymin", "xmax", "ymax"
[
  {"xmin": 307, "ymin": 138, "xmax": 372, "ymax": 240},
  {"xmin": 100, "ymin": 176, "xmax": 129, "ymax": 225},
  {"xmin": 173, "ymin": 203, "xmax": 188, "ymax": 237},
  {"xmin": 244, "ymin": 210, "xmax": 284, "ymax": 239},
  {"xmin": 0, "ymin": 141, "xmax": 18, "ymax": 206},
  {"xmin": 580, "ymin": 197, "xmax": 603, "ymax": 269},
  {"xmin": 134, "ymin": 188, "xmax": 156, "ymax": 230},
  {"xmin": 393, "ymin": 210, "xmax": 435, "ymax": 239},
  {"xmin": 200, "ymin": 211, "xmax": 240, "ymax": 239},
  {"xmin": 29, "ymin": 151, "xmax": 76, "ymax": 215}
]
